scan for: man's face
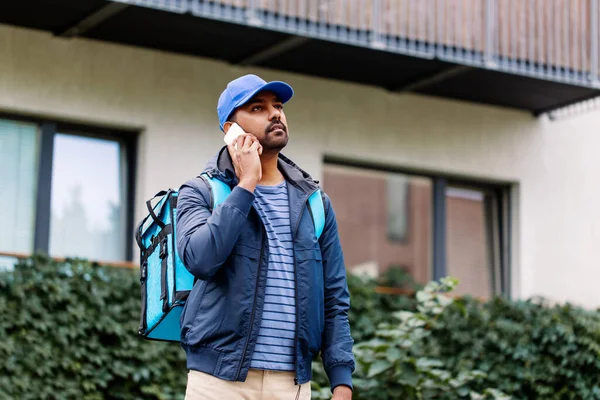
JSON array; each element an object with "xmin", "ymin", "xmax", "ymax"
[{"xmin": 227, "ymin": 91, "xmax": 289, "ymax": 152}]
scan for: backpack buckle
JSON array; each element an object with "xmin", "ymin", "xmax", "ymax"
[
  {"xmin": 159, "ymin": 238, "xmax": 168, "ymax": 259},
  {"xmin": 140, "ymin": 261, "xmax": 147, "ymax": 283}
]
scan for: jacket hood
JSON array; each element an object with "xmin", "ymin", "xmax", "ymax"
[{"xmin": 202, "ymin": 146, "xmax": 319, "ymax": 194}]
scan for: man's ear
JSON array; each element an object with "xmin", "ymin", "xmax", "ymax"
[{"xmin": 223, "ymin": 121, "xmax": 232, "ymax": 134}]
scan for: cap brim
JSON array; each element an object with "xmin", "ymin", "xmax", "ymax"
[{"xmin": 235, "ymin": 81, "xmax": 294, "ymax": 110}]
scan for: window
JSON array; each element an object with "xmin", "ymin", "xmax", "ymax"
[
  {"xmin": 323, "ymin": 164, "xmax": 433, "ymax": 287},
  {"xmin": 49, "ymin": 133, "xmax": 127, "ymax": 262},
  {"xmin": 0, "ymin": 119, "xmax": 39, "ymax": 254},
  {"xmin": 442, "ymin": 183, "xmax": 511, "ymax": 299},
  {"xmin": 0, "ymin": 116, "xmax": 137, "ymax": 264},
  {"xmin": 323, "ymin": 160, "xmax": 511, "ymax": 298},
  {"xmin": 446, "ymin": 187, "xmax": 494, "ymax": 298}
]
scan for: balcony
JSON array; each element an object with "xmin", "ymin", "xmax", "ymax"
[{"xmin": 2, "ymin": 0, "xmax": 599, "ymax": 115}]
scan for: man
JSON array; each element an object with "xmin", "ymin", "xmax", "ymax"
[{"xmin": 176, "ymin": 74, "xmax": 354, "ymax": 400}]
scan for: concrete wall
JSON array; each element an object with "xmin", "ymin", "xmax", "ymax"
[{"xmin": 1, "ymin": 24, "xmax": 599, "ymax": 307}]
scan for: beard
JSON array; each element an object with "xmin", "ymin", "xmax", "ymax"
[{"xmin": 260, "ymin": 120, "xmax": 289, "ymax": 151}]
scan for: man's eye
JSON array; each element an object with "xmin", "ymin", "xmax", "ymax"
[
  {"xmin": 252, "ymin": 106, "xmax": 262, "ymax": 111},
  {"xmin": 275, "ymin": 104, "xmax": 283, "ymax": 110}
]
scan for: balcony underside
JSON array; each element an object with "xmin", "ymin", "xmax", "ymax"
[{"xmin": 1, "ymin": 0, "xmax": 599, "ymax": 116}]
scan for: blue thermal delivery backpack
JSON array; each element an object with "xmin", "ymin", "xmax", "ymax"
[{"xmin": 136, "ymin": 173, "xmax": 326, "ymax": 342}]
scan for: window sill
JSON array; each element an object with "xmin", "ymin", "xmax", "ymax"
[{"xmin": 0, "ymin": 251, "xmax": 138, "ymax": 269}]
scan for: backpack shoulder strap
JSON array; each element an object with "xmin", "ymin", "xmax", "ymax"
[
  {"xmin": 199, "ymin": 173, "xmax": 232, "ymax": 210},
  {"xmin": 308, "ymin": 189, "xmax": 325, "ymax": 240},
  {"xmin": 198, "ymin": 175, "xmax": 324, "ymax": 239}
]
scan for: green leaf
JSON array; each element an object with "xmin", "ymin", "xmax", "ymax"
[
  {"xmin": 392, "ymin": 311, "xmax": 414, "ymax": 321},
  {"xmin": 416, "ymin": 358, "xmax": 445, "ymax": 370},
  {"xmin": 398, "ymin": 363, "xmax": 420, "ymax": 387},
  {"xmin": 483, "ymin": 388, "xmax": 512, "ymax": 400},
  {"xmin": 416, "ymin": 291, "xmax": 433, "ymax": 303},
  {"xmin": 470, "ymin": 392, "xmax": 485, "ymax": 400},
  {"xmin": 386, "ymin": 347, "xmax": 402, "ymax": 363},
  {"xmin": 367, "ymin": 360, "xmax": 392, "ymax": 377}
]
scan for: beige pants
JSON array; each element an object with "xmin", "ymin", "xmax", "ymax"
[{"xmin": 185, "ymin": 369, "xmax": 311, "ymax": 400}]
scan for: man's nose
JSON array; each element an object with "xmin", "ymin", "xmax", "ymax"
[{"xmin": 269, "ymin": 105, "xmax": 282, "ymax": 120}]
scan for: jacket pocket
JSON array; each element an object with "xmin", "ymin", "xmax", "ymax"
[
  {"xmin": 231, "ymin": 244, "xmax": 260, "ymax": 260},
  {"xmin": 295, "ymin": 248, "xmax": 322, "ymax": 262},
  {"xmin": 181, "ymin": 279, "xmax": 208, "ymax": 342}
]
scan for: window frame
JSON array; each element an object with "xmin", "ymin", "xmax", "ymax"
[
  {"xmin": 0, "ymin": 113, "xmax": 138, "ymax": 263},
  {"xmin": 324, "ymin": 155, "xmax": 513, "ymax": 298}
]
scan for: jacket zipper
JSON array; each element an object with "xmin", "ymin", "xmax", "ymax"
[
  {"xmin": 292, "ymin": 189, "xmax": 318, "ymax": 385},
  {"xmin": 236, "ymin": 222, "xmax": 267, "ymax": 381}
]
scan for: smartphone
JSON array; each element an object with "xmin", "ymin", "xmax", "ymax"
[{"xmin": 224, "ymin": 123, "xmax": 245, "ymax": 148}]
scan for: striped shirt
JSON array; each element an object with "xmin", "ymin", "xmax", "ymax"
[{"xmin": 250, "ymin": 181, "xmax": 296, "ymax": 371}]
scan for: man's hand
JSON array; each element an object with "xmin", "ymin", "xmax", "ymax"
[
  {"xmin": 227, "ymin": 134, "xmax": 263, "ymax": 192},
  {"xmin": 331, "ymin": 385, "xmax": 352, "ymax": 400}
]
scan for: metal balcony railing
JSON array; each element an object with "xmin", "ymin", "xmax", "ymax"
[{"xmin": 110, "ymin": 0, "xmax": 600, "ymax": 88}]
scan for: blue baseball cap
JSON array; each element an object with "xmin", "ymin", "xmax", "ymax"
[{"xmin": 217, "ymin": 74, "xmax": 294, "ymax": 130}]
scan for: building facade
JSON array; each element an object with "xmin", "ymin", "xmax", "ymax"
[{"xmin": 1, "ymin": 0, "xmax": 599, "ymax": 308}]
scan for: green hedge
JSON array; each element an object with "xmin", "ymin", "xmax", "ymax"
[
  {"xmin": 434, "ymin": 295, "xmax": 600, "ymax": 399},
  {"xmin": 311, "ymin": 277, "xmax": 510, "ymax": 400},
  {"xmin": 0, "ymin": 255, "xmax": 187, "ymax": 400},
  {"xmin": 2, "ymin": 256, "xmax": 600, "ymax": 399},
  {"xmin": 312, "ymin": 275, "xmax": 600, "ymax": 400}
]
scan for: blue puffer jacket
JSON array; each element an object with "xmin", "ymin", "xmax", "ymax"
[{"xmin": 175, "ymin": 147, "xmax": 355, "ymax": 390}]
